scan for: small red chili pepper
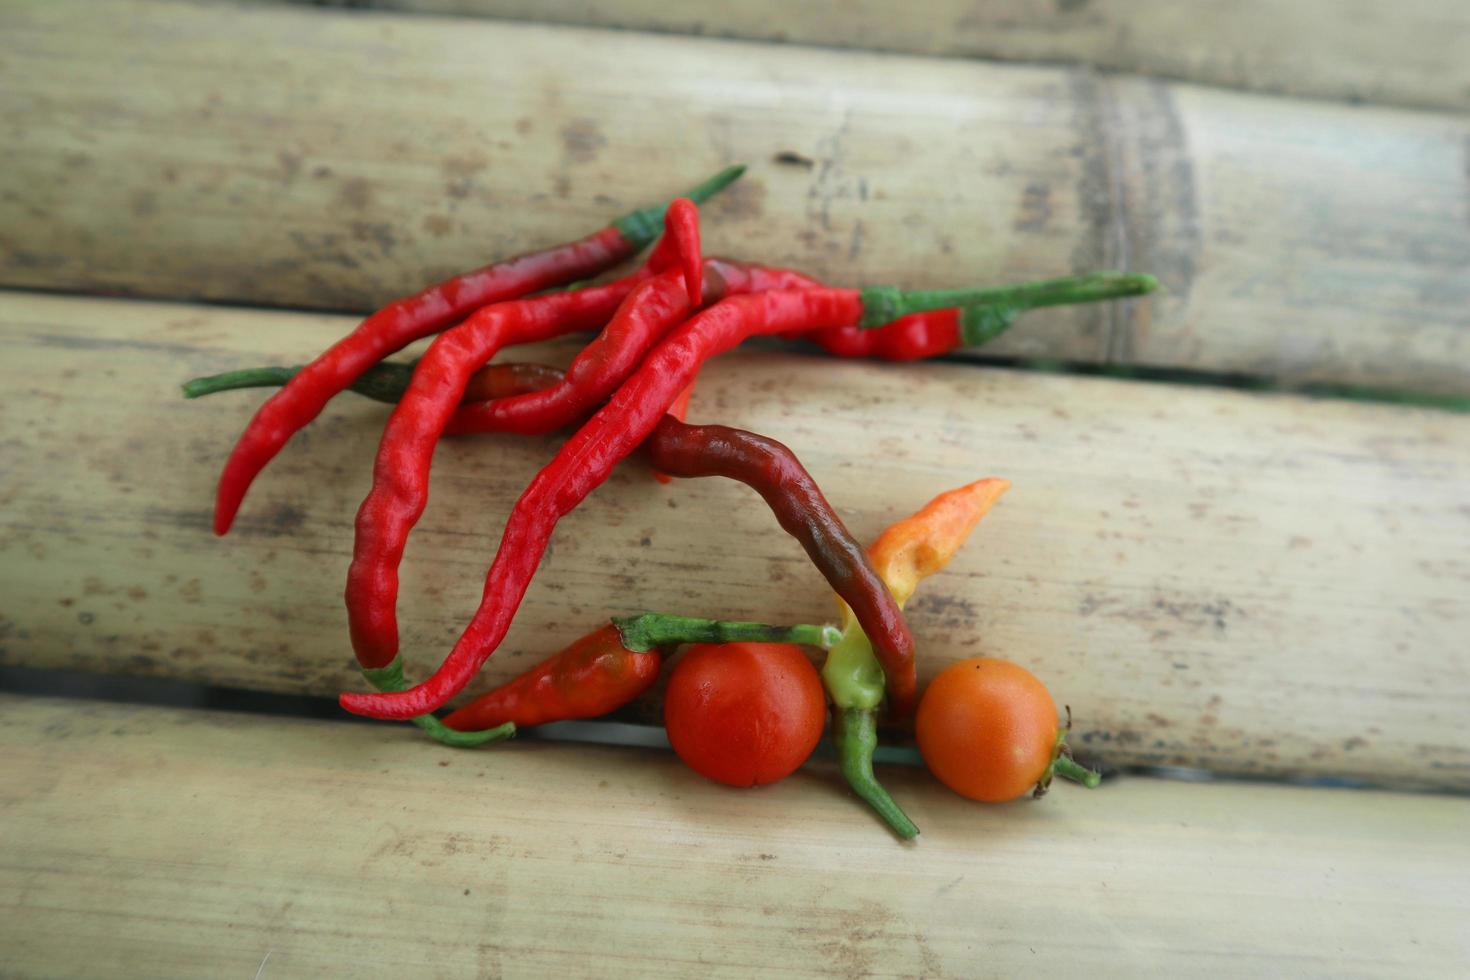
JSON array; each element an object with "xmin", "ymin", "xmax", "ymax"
[
  {"xmin": 441, "ymin": 614, "xmax": 835, "ymax": 734},
  {"xmin": 210, "ymin": 166, "xmax": 744, "ymax": 535},
  {"xmin": 806, "ymin": 310, "xmax": 963, "ymax": 361},
  {"xmin": 341, "ymin": 281, "xmax": 1028, "ymax": 721},
  {"xmin": 440, "ymin": 624, "xmax": 662, "ymax": 732},
  {"xmin": 808, "ymin": 272, "xmax": 1157, "ymax": 361}
]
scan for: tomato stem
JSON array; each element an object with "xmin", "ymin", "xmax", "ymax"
[
  {"xmin": 362, "ymin": 658, "xmax": 517, "ymax": 747},
  {"xmin": 834, "ymin": 708, "xmax": 919, "ymax": 840},
  {"xmin": 1053, "ymin": 755, "xmax": 1101, "ymax": 788}
]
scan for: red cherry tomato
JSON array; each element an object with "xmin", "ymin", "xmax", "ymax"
[
  {"xmin": 663, "ymin": 642, "xmax": 826, "ymax": 787},
  {"xmin": 916, "ymin": 657, "xmax": 1060, "ymax": 802}
]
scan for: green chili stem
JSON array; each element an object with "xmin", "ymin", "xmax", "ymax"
[
  {"xmin": 612, "ymin": 612, "xmax": 839, "ymax": 653},
  {"xmin": 612, "ymin": 164, "xmax": 747, "ymax": 246},
  {"xmin": 835, "ymin": 708, "xmax": 919, "ymax": 840},
  {"xmin": 362, "ymin": 658, "xmax": 516, "ymax": 747},
  {"xmin": 184, "ymin": 361, "xmax": 417, "ymax": 404},
  {"xmin": 859, "ymin": 272, "xmax": 1159, "ymax": 329},
  {"xmin": 182, "ymin": 366, "xmax": 297, "ymax": 399},
  {"xmin": 1053, "ymin": 754, "xmax": 1102, "ymax": 788}
]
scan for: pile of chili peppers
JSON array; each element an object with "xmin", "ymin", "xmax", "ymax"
[{"xmin": 187, "ymin": 166, "xmax": 1153, "ymax": 838}]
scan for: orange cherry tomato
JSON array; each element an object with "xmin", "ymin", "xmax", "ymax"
[
  {"xmin": 916, "ymin": 657, "xmax": 1060, "ymax": 802},
  {"xmin": 664, "ymin": 642, "xmax": 826, "ymax": 787}
]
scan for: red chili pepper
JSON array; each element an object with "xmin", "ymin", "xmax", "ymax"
[
  {"xmin": 345, "ymin": 276, "xmax": 644, "ymax": 669},
  {"xmin": 210, "ymin": 166, "xmax": 744, "ymax": 535},
  {"xmin": 807, "ymin": 310, "xmax": 963, "ymax": 361},
  {"xmin": 809, "ymin": 272, "xmax": 1157, "ymax": 361},
  {"xmin": 440, "ymin": 624, "xmax": 662, "ymax": 731},
  {"xmin": 441, "ymin": 613, "xmax": 839, "ymax": 735},
  {"xmin": 348, "ymin": 200, "xmax": 707, "ymax": 670}
]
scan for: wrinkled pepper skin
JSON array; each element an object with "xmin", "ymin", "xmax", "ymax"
[{"xmin": 212, "ymin": 166, "xmax": 745, "ymax": 535}]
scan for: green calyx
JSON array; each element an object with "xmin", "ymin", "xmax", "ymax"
[
  {"xmin": 183, "ymin": 361, "xmax": 418, "ymax": 404},
  {"xmin": 362, "ymin": 659, "xmax": 516, "ymax": 748},
  {"xmin": 610, "ymin": 164, "xmax": 747, "ymax": 248},
  {"xmin": 834, "ymin": 707, "xmax": 919, "ymax": 840},
  {"xmin": 1034, "ymin": 707, "xmax": 1101, "ymax": 797},
  {"xmin": 612, "ymin": 612, "xmax": 839, "ymax": 653},
  {"xmin": 858, "ymin": 272, "xmax": 1160, "ymax": 332},
  {"xmin": 819, "ymin": 626, "xmax": 886, "ymax": 711}
]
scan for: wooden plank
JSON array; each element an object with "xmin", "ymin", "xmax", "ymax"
[
  {"xmin": 3, "ymin": 290, "xmax": 1469, "ymax": 788},
  {"xmin": 2, "ymin": 1, "xmax": 1468, "ymax": 392},
  {"xmin": 1, "ymin": 695, "xmax": 1466, "ymax": 977},
  {"xmin": 361, "ymin": 0, "xmax": 1470, "ymax": 113}
]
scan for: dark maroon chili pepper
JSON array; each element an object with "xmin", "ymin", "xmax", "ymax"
[
  {"xmin": 211, "ymin": 166, "xmax": 743, "ymax": 535},
  {"xmin": 639, "ymin": 414, "xmax": 917, "ymax": 711}
]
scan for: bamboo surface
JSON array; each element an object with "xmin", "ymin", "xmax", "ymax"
[
  {"xmin": 361, "ymin": 0, "xmax": 1470, "ymax": 112},
  {"xmin": 1, "ymin": 694, "xmax": 1467, "ymax": 978},
  {"xmin": 2, "ymin": 1, "xmax": 1468, "ymax": 391},
  {"xmin": 4, "ymin": 1, "xmax": 1468, "ymax": 971},
  {"xmin": 3, "ymin": 290, "xmax": 1468, "ymax": 788}
]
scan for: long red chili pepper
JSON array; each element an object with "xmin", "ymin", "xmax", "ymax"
[
  {"xmin": 344, "ymin": 274, "xmax": 647, "ymax": 669},
  {"xmin": 210, "ymin": 165, "xmax": 743, "ymax": 535},
  {"xmin": 348, "ymin": 200, "xmax": 707, "ymax": 670},
  {"xmin": 340, "ymin": 283, "xmax": 1025, "ymax": 721}
]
